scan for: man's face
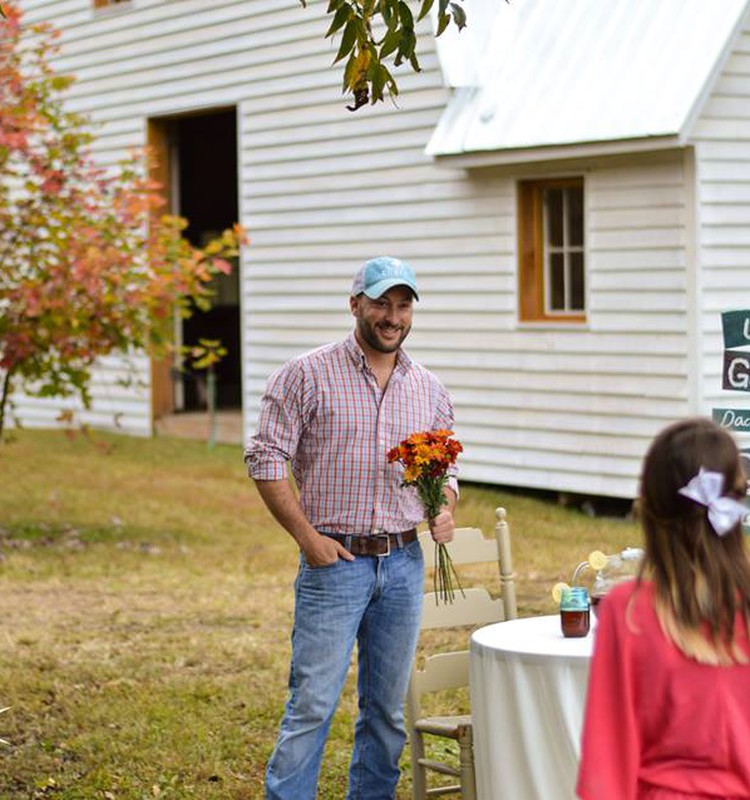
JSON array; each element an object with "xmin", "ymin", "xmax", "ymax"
[{"xmin": 351, "ymin": 285, "xmax": 414, "ymax": 355}]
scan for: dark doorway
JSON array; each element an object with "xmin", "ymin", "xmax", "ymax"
[{"xmin": 170, "ymin": 108, "xmax": 240, "ymax": 411}]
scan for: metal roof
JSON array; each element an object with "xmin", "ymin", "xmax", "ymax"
[{"xmin": 427, "ymin": 0, "xmax": 750, "ymax": 158}]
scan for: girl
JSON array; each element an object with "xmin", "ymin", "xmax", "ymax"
[{"xmin": 577, "ymin": 417, "xmax": 750, "ymax": 800}]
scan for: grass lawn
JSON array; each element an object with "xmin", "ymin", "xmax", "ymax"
[{"xmin": 0, "ymin": 429, "xmax": 640, "ymax": 799}]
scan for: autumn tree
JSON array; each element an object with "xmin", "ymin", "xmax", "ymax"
[{"xmin": 0, "ymin": 3, "xmax": 246, "ymax": 439}]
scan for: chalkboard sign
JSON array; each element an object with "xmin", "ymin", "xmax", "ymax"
[
  {"xmin": 718, "ymin": 314, "xmax": 750, "ymax": 532},
  {"xmin": 713, "ymin": 408, "xmax": 750, "ymax": 432},
  {"xmin": 722, "ymin": 310, "xmax": 750, "ymax": 350},
  {"xmin": 722, "ymin": 350, "xmax": 750, "ymax": 392}
]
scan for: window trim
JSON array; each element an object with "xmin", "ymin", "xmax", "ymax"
[{"xmin": 517, "ymin": 177, "xmax": 586, "ymax": 324}]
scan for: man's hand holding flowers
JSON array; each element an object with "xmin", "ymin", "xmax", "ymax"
[
  {"xmin": 429, "ymin": 507, "xmax": 456, "ymax": 544},
  {"xmin": 388, "ymin": 430, "xmax": 463, "ymax": 603}
]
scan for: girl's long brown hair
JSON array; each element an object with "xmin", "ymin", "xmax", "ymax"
[{"xmin": 638, "ymin": 417, "xmax": 750, "ymax": 664}]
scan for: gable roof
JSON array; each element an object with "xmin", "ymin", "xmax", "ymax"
[{"xmin": 427, "ymin": 0, "xmax": 750, "ymax": 161}]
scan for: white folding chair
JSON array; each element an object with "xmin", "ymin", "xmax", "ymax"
[{"xmin": 407, "ymin": 507, "xmax": 517, "ymax": 799}]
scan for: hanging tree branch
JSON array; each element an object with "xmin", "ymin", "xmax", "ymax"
[{"xmin": 300, "ymin": 0, "xmax": 473, "ymax": 111}]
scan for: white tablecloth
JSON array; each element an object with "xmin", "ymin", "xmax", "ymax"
[{"xmin": 470, "ymin": 615, "xmax": 593, "ymax": 800}]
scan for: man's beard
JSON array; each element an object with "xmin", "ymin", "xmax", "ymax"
[{"xmin": 357, "ymin": 318, "xmax": 410, "ymax": 354}]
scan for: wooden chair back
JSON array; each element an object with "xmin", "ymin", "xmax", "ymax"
[{"xmin": 408, "ymin": 507, "xmax": 517, "ymax": 800}]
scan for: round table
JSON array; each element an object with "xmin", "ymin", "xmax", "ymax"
[{"xmin": 470, "ymin": 614, "xmax": 594, "ymax": 800}]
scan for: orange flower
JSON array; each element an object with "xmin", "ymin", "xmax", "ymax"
[
  {"xmin": 387, "ymin": 429, "xmax": 464, "ymax": 605},
  {"xmin": 387, "ymin": 429, "xmax": 463, "ymax": 488},
  {"xmin": 404, "ymin": 464, "xmax": 421, "ymax": 483}
]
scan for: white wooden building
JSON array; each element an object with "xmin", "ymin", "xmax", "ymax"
[{"xmin": 9, "ymin": 0, "xmax": 750, "ymax": 499}]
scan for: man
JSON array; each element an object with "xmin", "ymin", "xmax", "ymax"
[{"xmin": 244, "ymin": 256, "xmax": 458, "ymax": 799}]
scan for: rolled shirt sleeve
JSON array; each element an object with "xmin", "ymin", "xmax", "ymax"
[{"xmin": 244, "ymin": 359, "xmax": 307, "ymax": 481}]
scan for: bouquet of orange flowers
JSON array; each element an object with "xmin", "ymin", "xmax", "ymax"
[{"xmin": 387, "ymin": 429, "xmax": 464, "ymax": 604}]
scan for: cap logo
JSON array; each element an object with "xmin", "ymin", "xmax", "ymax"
[{"xmin": 375, "ymin": 264, "xmax": 407, "ymax": 278}]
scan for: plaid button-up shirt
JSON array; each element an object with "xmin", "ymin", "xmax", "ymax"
[{"xmin": 244, "ymin": 333, "xmax": 458, "ymax": 535}]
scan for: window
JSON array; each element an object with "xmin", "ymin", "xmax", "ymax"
[{"xmin": 518, "ymin": 178, "xmax": 585, "ymax": 322}]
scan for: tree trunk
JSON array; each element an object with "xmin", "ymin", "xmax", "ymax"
[{"xmin": 0, "ymin": 368, "xmax": 13, "ymax": 442}]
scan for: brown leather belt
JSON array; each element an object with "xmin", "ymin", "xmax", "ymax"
[{"xmin": 321, "ymin": 528, "xmax": 418, "ymax": 557}]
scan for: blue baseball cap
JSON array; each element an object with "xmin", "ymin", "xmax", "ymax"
[{"xmin": 351, "ymin": 257, "xmax": 419, "ymax": 301}]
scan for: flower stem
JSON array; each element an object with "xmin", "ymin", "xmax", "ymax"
[{"xmin": 433, "ymin": 541, "xmax": 465, "ymax": 605}]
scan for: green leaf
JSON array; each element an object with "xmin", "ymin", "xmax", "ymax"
[
  {"xmin": 417, "ymin": 0, "xmax": 434, "ymax": 21},
  {"xmin": 383, "ymin": 64, "xmax": 399, "ymax": 97},
  {"xmin": 382, "ymin": 0, "xmax": 400, "ymax": 33},
  {"xmin": 436, "ymin": 11, "xmax": 450, "ymax": 36},
  {"xmin": 449, "ymin": 1, "xmax": 467, "ymax": 31},
  {"xmin": 438, "ymin": 0, "xmax": 450, "ymax": 16},
  {"xmin": 371, "ymin": 63, "xmax": 387, "ymax": 103},
  {"xmin": 402, "ymin": 27, "xmax": 416, "ymax": 56},
  {"xmin": 379, "ymin": 28, "xmax": 401, "ymax": 60},
  {"xmin": 334, "ymin": 19, "xmax": 358, "ymax": 63},
  {"xmin": 398, "ymin": 1, "xmax": 414, "ymax": 28},
  {"xmin": 342, "ymin": 50, "xmax": 358, "ymax": 93},
  {"xmin": 409, "ymin": 52, "xmax": 420, "ymax": 72},
  {"xmin": 395, "ymin": 28, "xmax": 415, "ymax": 65},
  {"xmin": 325, "ymin": 3, "xmax": 351, "ymax": 38}
]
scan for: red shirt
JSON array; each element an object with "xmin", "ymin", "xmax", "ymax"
[{"xmin": 578, "ymin": 580, "xmax": 750, "ymax": 800}]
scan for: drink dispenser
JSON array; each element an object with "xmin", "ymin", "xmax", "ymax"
[{"xmin": 588, "ymin": 547, "xmax": 643, "ymax": 615}]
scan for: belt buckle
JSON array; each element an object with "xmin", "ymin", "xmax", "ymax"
[{"xmin": 375, "ymin": 534, "xmax": 391, "ymax": 557}]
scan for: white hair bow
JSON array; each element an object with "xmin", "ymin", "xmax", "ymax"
[{"xmin": 677, "ymin": 467, "xmax": 748, "ymax": 536}]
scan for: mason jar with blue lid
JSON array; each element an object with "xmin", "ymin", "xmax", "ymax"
[{"xmin": 560, "ymin": 586, "xmax": 590, "ymax": 638}]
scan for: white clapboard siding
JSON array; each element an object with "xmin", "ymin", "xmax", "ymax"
[
  {"xmin": 692, "ymin": 19, "xmax": 750, "ymax": 446},
  {"xmin": 9, "ymin": 352, "xmax": 152, "ymax": 437},
  {"xmin": 11, "ymin": 0, "xmax": 749, "ymax": 499},
  {"xmin": 243, "ymin": 143, "xmax": 691, "ymax": 499}
]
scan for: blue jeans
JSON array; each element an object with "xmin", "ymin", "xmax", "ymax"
[{"xmin": 265, "ymin": 539, "xmax": 424, "ymax": 800}]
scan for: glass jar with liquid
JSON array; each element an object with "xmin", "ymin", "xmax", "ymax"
[{"xmin": 560, "ymin": 586, "xmax": 590, "ymax": 638}]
